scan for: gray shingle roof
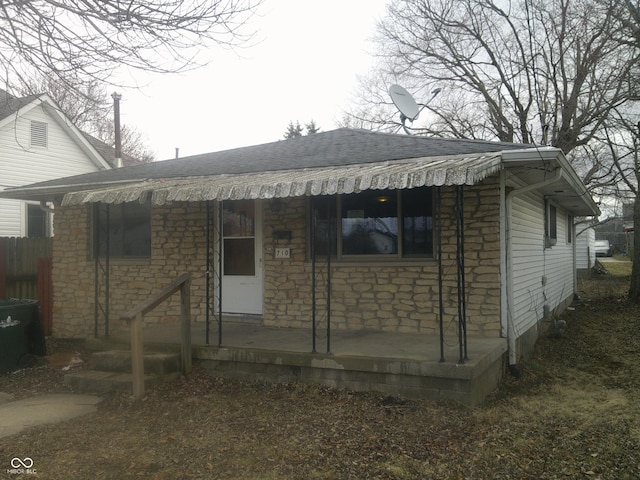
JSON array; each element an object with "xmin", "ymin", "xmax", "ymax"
[
  {"xmin": 0, "ymin": 127, "xmax": 600, "ymax": 216},
  {"xmin": 12, "ymin": 128, "xmax": 532, "ymax": 192},
  {"xmin": 62, "ymin": 152, "xmax": 505, "ymax": 206},
  {"xmin": 0, "ymin": 89, "xmax": 40, "ymax": 121},
  {"xmin": 81, "ymin": 131, "xmax": 139, "ymax": 168}
]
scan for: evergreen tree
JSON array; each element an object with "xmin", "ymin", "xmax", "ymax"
[
  {"xmin": 284, "ymin": 121, "xmax": 304, "ymax": 139},
  {"xmin": 284, "ymin": 120, "xmax": 320, "ymax": 139}
]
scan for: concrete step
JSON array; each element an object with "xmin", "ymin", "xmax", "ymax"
[
  {"xmin": 85, "ymin": 336, "xmax": 181, "ymax": 354},
  {"xmin": 64, "ymin": 349, "xmax": 182, "ymax": 394},
  {"xmin": 64, "ymin": 370, "xmax": 179, "ymax": 394},
  {"xmin": 88, "ymin": 350, "xmax": 181, "ymax": 375}
]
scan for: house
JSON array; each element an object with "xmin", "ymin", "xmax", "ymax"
[
  {"xmin": 575, "ymin": 221, "xmax": 596, "ymax": 271},
  {"xmin": 0, "ymin": 89, "xmax": 114, "ymax": 237},
  {"xmin": 0, "ymin": 128, "xmax": 599, "ymax": 404}
]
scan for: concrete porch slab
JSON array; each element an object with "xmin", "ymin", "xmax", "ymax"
[{"xmin": 96, "ymin": 319, "xmax": 507, "ymax": 405}]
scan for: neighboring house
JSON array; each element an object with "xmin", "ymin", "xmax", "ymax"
[
  {"xmin": 0, "ymin": 128, "xmax": 599, "ymax": 403},
  {"xmin": 0, "ymin": 89, "xmax": 114, "ymax": 237},
  {"xmin": 575, "ymin": 221, "xmax": 596, "ymax": 270}
]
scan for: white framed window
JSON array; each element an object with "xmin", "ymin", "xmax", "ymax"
[
  {"xmin": 25, "ymin": 203, "xmax": 51, "ymax": 238},
  {"xmin": 544, "ymin": 199, "xmax": 557, "ymax": 248}
]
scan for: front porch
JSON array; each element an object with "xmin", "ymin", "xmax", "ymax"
[{"xmin": 95, "ymin": 318, "xmax": 507, "ymax": 406}]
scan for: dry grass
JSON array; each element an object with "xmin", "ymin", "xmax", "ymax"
[{"xmin": 1, "ymin": 260, "xmax": 639, "ymax": 479}]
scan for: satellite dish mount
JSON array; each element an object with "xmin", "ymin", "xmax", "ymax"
[{"xmin": 389, "ymin": 84, "xmax": 441, "ymax": 135}]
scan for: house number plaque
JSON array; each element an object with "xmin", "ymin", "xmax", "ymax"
[{"xmin": 275, "ymin": 248, "xmax": 291, "ymax": 259}]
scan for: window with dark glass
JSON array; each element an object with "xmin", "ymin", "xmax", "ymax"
[
  {"xmin": 310, "ymin": 187, "xmax": 433, "ymax": 259},
  {"xmin": 222, "ymin": 200, "xmax": 256, "ymax": 275},
  {"xmin": 544, "ymin": 200, "xmax": 558, "ymax": 248},
  {"xmin": 549, "ymin": 204, "xmax": 557, "ymax": 240},
  {"xmin": 94, "ymin": 201, "xmax": 151, "ymax": 258},
  {"xmin": 342, "ymin": 189, "xmax": 398, "ymax": 255},
  {"xmin": 401, "ymin": 188, "xmax": 433, "ymax": 256},
  {"xmin": 27, "ymin": 204, "xmax": 48, "ymax": 238},
  {"xmin": 310, "ymin": 196, "xmax": 337, "ymax": 257}
]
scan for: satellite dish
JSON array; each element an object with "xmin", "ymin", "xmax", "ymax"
[
  {"xmin": 389, "ymin": 84, "xmax": 442, "ymax": 135},
  {"xmin": 389, "ymin": 84, "xmax": 420, "ymax": 122}
]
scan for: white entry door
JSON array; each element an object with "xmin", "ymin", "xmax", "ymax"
[{"xmin": 221, "ymin": 200, "xmax": 263, "ymax": 314}]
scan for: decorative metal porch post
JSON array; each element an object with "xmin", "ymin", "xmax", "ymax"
[
  {"xmin": 437, "ymin": 187, "xmax": 445, "ymax": 363},
  {"xmin": 455, "ymin": 185, "xmax": 469, "ymax": 363},
  {"xmin": 218, "ymin": 201, "xmax": 223, "ymax": 346},
  {"xmin": 311, "ymin": 197, "xmax": 317, "ymax": 353},
  {"xmin": 94, "ymin": 203, "xmax": 110, "ymax": 337},
  {"xmin": 205, "ymin": 200, "xmax": 223, "ymax": 346},
  {"xmin": 310, "ymin": 197, "xmax": 332, "ymax": 354},
  {"xmin": 326, "ymin": 198, "xmax": 332, "ymax": 355}
]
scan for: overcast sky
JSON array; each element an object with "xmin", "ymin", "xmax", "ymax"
[{"xmin": 117, "ymin": 0, "xmax": 389, "ymax": 161}]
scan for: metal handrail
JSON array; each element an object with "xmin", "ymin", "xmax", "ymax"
[{"xmin": 121, "ymin": 272, "xmax": 192, "ymax": 398}]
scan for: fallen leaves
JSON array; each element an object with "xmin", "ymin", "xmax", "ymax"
[{"xmin": 1, "ymin": 276, "xmax": 640, "ymax": 479}]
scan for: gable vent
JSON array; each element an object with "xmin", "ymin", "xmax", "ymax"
[{"xmin": 30, "ymin": 120, "xmax": 48, "ymax": 148}]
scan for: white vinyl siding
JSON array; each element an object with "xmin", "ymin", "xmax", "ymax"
[
  {"xmin": 0, "ymin": 103, "xmax": 108, "ymax": 236},
  {"xmin": 575, "ymin": 223, "xmax": 596, "ymax": 270},
  {"xmin": 0, "ymin": 198, "xmax": 22, "ymax": 236},
  {"xmin": 544, "ymin": 208, "xmax": 574, "ymax": 310},
  {"xmin": 510, "ymin": 191, "xmax": 575, "ymax": 337}
]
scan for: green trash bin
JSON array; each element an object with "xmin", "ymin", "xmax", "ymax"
[{"xmin": 0, "ymin": 299, "xmax": 41, "ymax": 374}]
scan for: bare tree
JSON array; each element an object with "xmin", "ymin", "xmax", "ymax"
[
  {"xmin": 97, "ymin": 121, "xmax": 156, "ymax": 165},
  {"xmin": 339, "ymin": 73, "xmax": 404, "ymax": 132},
  {"xmin": 0, "ymin": 0, "xmax": 258, "ymax": 91},
  {"xmin": 19, "ymin": 76, "xmax": 155, "ymax": 163},
  {"xmin": 352, "ymin": 0, "xmax": 638, "ymax": 156},
  {"xmin": 349, "ymin": 0, "xmax": 640, "ymax": 299},
  {"xmin": 583, "ymin": 0, "xmax": 640, "ymax": 300},
  {"xmin": 594, "ymin": 105, "xmax": 640, "ymax": 298},
  {"xmin": 594, "ymin": 107, "xmax": 640, "ymax": 300}
]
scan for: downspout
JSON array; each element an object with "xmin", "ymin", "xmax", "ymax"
[
  {"xmin": 39, "ymin": 201, "xmax": 54, "ymax": 213},
  {"xmin": 504, "ymin": 167, "xmax": 563, "ymax": 376},
  {"xmin": 572, "ymin": 217, "xmax": 577, "ymax": 300}
]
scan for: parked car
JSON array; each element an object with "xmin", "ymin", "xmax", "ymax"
[{"xmin": 594, "ymin": 240, "xmax": 613, "ymax": 257}]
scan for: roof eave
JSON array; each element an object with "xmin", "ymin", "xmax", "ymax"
[
  {"xmin": 0, "ymin": 179, "xmax": 143, "ymax": 203},
  {"xmin": 59, "ymin": 153, "xmax": 505, "ymax": 206},
  {"xmin": 502, "ymin": 147, "xmax": 600, "ymax": 216}
]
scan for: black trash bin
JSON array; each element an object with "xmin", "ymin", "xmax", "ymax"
[{"xmin": 0, "ymin": 299, "xmax": 45, "ymax": 374}]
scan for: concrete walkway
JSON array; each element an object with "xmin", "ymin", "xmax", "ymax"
[{"xmin": 0, "ymin": 393, "xmax": 101, "ymax": 439}]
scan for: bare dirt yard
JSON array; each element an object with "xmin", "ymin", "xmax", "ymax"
[{"xmin": 1, "ymin": 262, "xmax": 639, "ymax": 479}]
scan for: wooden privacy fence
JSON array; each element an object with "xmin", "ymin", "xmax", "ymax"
[{"xmin": 0, "ymin": 237, "xmax": 53, "ymax": 334}]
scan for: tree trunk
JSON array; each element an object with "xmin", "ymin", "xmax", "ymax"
[{"xmin": 629, "ymin": 194, "xmax": 640, "ymax": 302}]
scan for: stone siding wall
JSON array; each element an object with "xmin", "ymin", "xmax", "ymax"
[
  {"xmin": 52, "ymin": 178, "xmax": 502, "ymax": 339},
  {"xmin": 263, "ymin": 179, "xmax": 502, "ymax": 336},
  {"xmin": 52, "ymin": 202, "xmax": 209, "ymax": 338}
]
